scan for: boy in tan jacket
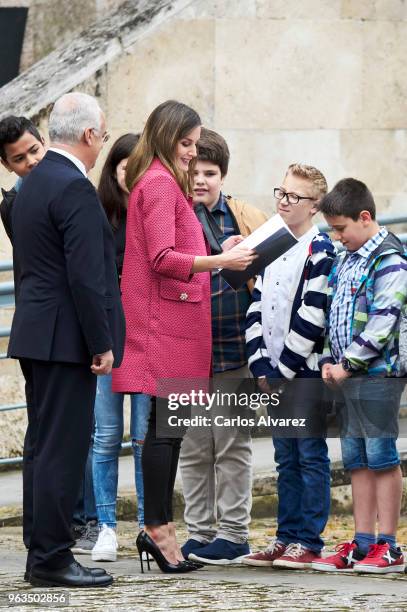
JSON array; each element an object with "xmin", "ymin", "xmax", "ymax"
[{"xmin": 180, "ymin": 128, "xmax": 267, "ymax": 564}]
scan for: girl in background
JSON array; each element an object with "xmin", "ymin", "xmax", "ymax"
[{"xmin": 92, "ymin": 133, "xmax": 151, "ymax": 562}]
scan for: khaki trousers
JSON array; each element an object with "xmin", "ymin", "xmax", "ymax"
[{"xmin": 180, "ymin": 365, "xmax": 252, "ymax": 544}]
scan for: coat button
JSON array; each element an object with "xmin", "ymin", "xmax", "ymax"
[{"xmin": 180, "ymin": 292, "xmax": 188, "ymax": 301}]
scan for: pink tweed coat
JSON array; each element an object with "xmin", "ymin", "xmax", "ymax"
[{"xmin": 112, "ymin": 158, "xmax": 212, "ymax": 396}]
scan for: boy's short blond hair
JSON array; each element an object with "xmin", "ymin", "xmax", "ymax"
[{"xmin": 286, "ymin": 163, "xmax": 328, "ymax": 201}]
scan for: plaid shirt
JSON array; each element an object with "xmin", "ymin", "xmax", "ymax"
[
  {"xmin": 210, "ymin": 194, "xmax": 252, "ymax": 373},
  {"xmin": 329, "ymin": 227, "xmax": 388, "ymax": 363}
]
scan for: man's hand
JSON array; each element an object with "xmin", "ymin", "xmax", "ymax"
[
  {"xmin": 222, "ymin": 235, "xmax": 244, "ymax": 252},
  {"xmin": 326, "ymin": 363, "xmax": 351, "ymax": 386},
  {"xmin": 91, "ymin": 350, "xmax": 114, "ymax": 375}
]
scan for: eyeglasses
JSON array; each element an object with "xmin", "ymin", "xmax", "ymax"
[
  {"xmin": 274, "ymin": 187, "xmax": 317, "ymax": 205},
  {"xmin": 90, "ymin": 128, "xmax": 110, "ymax": 144}
]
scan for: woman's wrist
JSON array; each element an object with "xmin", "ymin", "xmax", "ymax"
[
  {"xmin": 192, "ymin": 254, "xmax": 222, "ymax": 273},
  {"xmin": 210, "ymin": 253, "xmax": 223, "ymax": 269}
]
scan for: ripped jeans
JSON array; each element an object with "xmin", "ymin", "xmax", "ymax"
[{"xmin": 93, "ymin": 374, "xmax": 151, "ymax": 528}]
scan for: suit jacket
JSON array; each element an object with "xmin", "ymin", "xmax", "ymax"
[
  {"xmin": 0, "ymin": 185, "xmax": 16, "ymax": 242},
  {"xmin": 112, "ymin": 158, "xmax": 212, "ymax": 396},
  {"xmin": 0, "ymin": 186, "xmax": 22, "ymax": 300},
  {"xmin": 8, "ymin": 150, "xmax": 125, "ymax": 366}
]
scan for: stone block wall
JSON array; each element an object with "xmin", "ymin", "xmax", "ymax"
[
  {"xmin": 93, "ymin": 0, "xmax": 407, "ymax": 216},
  {"xmin": 0, "ymin": 0, "xmax": 128, "ymax": 71},
  {"xmin": 1, "ymin": 0, "xmax": 407, "ymax": 458}
]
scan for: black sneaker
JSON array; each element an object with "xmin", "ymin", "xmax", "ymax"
[
  {"xmin": 72, "ymin": 520, "xmax": 99, "ymax": 554},
  {"xmin": 71, "ymin": 523, "xmax": 86, "ymax": 541}
]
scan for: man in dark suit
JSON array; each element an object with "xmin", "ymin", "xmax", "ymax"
[{"xmin": 8, "ymin": 92, "xmax": 125, "ymax": 588}]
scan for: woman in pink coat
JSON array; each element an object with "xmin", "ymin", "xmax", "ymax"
[{"xmin": 112, "ymin": 100, "xmax": 255, "ymax": 573}]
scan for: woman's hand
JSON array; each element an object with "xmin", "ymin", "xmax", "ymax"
[
  {"xmin": 218, "ymin": 246, "xmax": 257, "ymax": 271},
  {"xmin": 192, "ymin": 247, "xmax": 257, "ymax": 273},
  {"xmin": 222, "ymin": 235, "xmax": 244, "ymax": 252}
]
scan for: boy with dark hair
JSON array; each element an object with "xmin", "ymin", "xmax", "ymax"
[
  {"xmin": 180, "ymin": 128, "xmax": 267, "ymax": 565},
  {"xmin": 312, "ymin": 178, "xmax": 407, "ymax": 574},
  {"xmin": 0, "ymin": 115, "xmax": 46, "ymax": 240},
  {"xmin": 244, "ymin": 164, "xmax": 335, "ymax": 569}
]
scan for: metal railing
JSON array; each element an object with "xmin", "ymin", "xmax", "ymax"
[{"xmin": 1, "ymin": 214, "xmax": 407, "ymax": 466}]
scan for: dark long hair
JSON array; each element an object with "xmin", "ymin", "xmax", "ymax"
[{"xmin": 98, "ymin": 133, "xmax": 139, "ymax": 228}]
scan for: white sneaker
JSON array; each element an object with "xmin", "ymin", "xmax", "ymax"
[{"xmin": 91, "ymin": 525, "xmax": 118, "ymax": 562}]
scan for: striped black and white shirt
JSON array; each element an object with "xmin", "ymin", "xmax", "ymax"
[{"xmin": 246, "ymin": 231, "xmax": 335, "ymax": 379}]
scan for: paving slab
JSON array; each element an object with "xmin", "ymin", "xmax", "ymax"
[{"xmin": 0, "ymin": 550, "xmax": 406, "ymax": 611}]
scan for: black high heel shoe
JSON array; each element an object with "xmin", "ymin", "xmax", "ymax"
[{"xmin": 136, "ymin": 531, "xmax": 198, "ymax": 574}]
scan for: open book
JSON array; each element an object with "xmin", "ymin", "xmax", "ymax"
[{"xmin": 220, "ymin": 214, "xmax": 297, "ymax": 290}]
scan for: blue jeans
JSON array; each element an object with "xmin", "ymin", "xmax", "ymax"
[
  {"xmin": 93, "ymin": 374, "xmax": 151, "ymax": 528},
  {"xmin": 273, "ymin": 438, "xmax": 330, "ymax": 553},
  {"xmin": 73, "ymin": 437, "xmax": 97, "ymax": 525}
]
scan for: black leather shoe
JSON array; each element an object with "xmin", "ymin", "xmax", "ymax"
[
  {"xmin": 29, "ymin": 561, "xmax": 113, "ymax": 588},
  {"xmin": 25, "ymin": 565, "xmax": 106, "ymax": 581}
]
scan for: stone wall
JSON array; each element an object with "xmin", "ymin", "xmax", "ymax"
[
  {"xmin": 1, "ymin": 0, "xmax": 407, "ymax": 223},
  {"xmin": 0, "ymin": 0, "xmax": 128, "ymax": 71},
  {"xmin": 1, "ymin": 0, "xmax": 407, "ymax": 458}
]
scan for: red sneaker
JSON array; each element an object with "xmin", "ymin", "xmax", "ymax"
[
  {"xmin": 311, "ymin": 541, "xmax": 365, "ymax": 572},
  {"xmin": 273, "ymin": 543, "xmax": 320, "ymax": 569},
  {"xmin": 242, "ymin": 538, "xmax": 287, "ymax": 567},
  {"xmin": 353, "ymin": 541, "xmax": 405, "ymax": 574}
]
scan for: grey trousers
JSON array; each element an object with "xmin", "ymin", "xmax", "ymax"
[{"xmin": 180, "ymin": 365, "xmax": 252, "ymax": 544}]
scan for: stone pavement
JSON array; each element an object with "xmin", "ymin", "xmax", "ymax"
[
  {"xmin": 1, "ymin": 518, "xmax": 407, "ymax": 612},
  {"xmin": 0, "ymin": 548, "xmax": 407, "ymax": 611},
  {"xmin": 1, "ymin": 437, "xmax": 407, "ymax": 610}
]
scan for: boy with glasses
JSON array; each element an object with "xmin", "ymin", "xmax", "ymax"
[{"xmin": 244, "ymin": 164, "xmax": 335, "ymax": 569}]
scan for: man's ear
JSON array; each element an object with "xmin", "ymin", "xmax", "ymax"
[
  {"xmin": 0, "ymin": 158, "xmax": 12, "ymax": 173},
  {"xmin": 83, "ymin": 128, "xmax": 93, "ymax": 147}
]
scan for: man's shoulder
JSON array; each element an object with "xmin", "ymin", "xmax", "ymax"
[{"xmin": 18, "ymin": 156, "xmax": 85, "ymax": 194}]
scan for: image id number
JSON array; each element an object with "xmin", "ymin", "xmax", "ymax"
[{"xmin": 2, "ymin": 591, "xmax": 70, "ymax": 605}]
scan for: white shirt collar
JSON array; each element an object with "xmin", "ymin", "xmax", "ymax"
[
  {"xmin": 296, "ymin": 224, "xmax": 319, "ymax": 245},
  {"xmin": 49, "ymin": 147, "xmax": 87, "ymax": 177}
]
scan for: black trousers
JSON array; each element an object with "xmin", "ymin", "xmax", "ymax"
[
  {"xmin": 20, "ymin": 359, "xmax": 96, "ymax": 571},
  {"xmin": 142, "ymin": 398, "xmax": 183, "ymax": 525}
]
